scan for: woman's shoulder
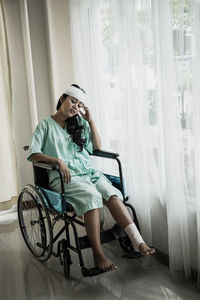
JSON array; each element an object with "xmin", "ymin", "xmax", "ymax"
[
  {"xmin": 38, "ymin": 116, "xmax": 52, "ymax": 126},
  {"xmin": 34, "ymin": 116, "xmax": 51, "ymax": 132}
]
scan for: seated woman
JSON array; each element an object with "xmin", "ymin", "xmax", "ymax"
[{"xmin": 28, "ymin": 84, "xmax": 156, "ymax": 272}]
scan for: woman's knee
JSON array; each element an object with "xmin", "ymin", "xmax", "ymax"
[
  {"xmin": 104, "ymin": 195, "xmax": 120, "ymax": 205},
  {"xmin": 84, "ymin": 207, "xmax": 99, "ymax": 216}
]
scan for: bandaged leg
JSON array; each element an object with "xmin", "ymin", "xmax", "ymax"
[{"xmin": 124, "ymin": 223, "xmax": 145, "ymax": 252}]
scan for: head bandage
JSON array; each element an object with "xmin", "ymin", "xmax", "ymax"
[{"xmin": 64, "ymin": 86, "xmax": 86, "ymax": 103}]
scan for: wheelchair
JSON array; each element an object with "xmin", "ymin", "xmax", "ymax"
[{"xmin": 18, "ymin": 148, "xmax": 142, "ymax": 278}]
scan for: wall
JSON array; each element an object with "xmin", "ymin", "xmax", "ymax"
[{"xmin": 44, "ymin": 0, "xmax": 74, "ymax": 102}]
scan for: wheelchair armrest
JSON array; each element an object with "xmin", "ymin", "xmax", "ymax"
[
  {"xmin": 23, "ymin": 145, "xmax": 58, "ymax": 171},
  {"xmin": 91, "ymin": 150, "xmax": 119, "ymax": 159},
  {"xmin": 33, "ymin": 162, "xmax": 65, "ymax": 194},
  {"xmin": 33, "ymin": 161, "xmax": 59, "ymax": 171}
]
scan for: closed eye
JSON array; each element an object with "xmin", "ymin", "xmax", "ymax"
[
  {"xmin": 71, "ymin": 98, "xmax": 77, "ymax": 104},
  {"xmin": 70, "ymin": 97, "xmax": 84, "ymax": 108},
  {"xmin": 78, "ymin": 102, "xmax": 84, "ymax": 108}
]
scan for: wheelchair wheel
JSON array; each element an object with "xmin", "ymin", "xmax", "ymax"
[
  {"xmin": 18, "ymin": 184, "xmax": 53, "ymax": 261},
  {"xmin": 63, "ymin": 249, "xmax": 72, "ymax": 278},
  {"xmin": 119, "ymin": 235, "xmax": 134, "ymax": 252}
]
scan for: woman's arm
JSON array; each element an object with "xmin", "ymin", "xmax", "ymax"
[
  {"xmin": 80, "ymin": 106, "xmax": 102, "ymax": 150},
  {"xmin": 88, "ymin": 119, "xmax": 102, "ymax": 150},
  {"xmin": 30, "ymin": 153, "xmax": 59, "ymax": 164},
  {"xmin": 30, "ymin": 153, "xmax": 71, "ymax": 183}
]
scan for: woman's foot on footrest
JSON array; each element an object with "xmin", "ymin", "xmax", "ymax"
[
  {"xmin": 94, "ymin": 254, "xmax": 117, "ymax": 272},
  {"xmin": 139, "ymin": 243, "xmax": 156, "ymax": 256}
]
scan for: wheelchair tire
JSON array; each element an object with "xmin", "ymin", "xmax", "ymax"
[
  {"xmin": 18, "ymin": 184, "xmax": 53, "ymax": 262},
  {"xmin": 63, "ymin": 250, "xmax": 72, "ymax": 278}
]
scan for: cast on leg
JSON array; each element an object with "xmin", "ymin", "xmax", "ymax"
[
  {"xmin": 124, "ymin": 223, "xmax": 144, "ymax": 251},
  {"xmin": 104, "ymin": 196, "xmax": 156, "ymax": 256}
]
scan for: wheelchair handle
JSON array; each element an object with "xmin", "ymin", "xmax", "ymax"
[{"xmin": 91, "ymin": 150, "xmax": 119, "ymax": 159}]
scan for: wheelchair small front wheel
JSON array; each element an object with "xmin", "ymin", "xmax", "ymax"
[
  {"xmin": 18, "ymin": 184, "xmax": 53, "ymax": 262},
  {"xmin": 119, "ymin": 235, "xmax": 134, "ymax": 253},
  {"xmin": 63, "ymin": 250, "xmax": 72, "ymax": 278}
]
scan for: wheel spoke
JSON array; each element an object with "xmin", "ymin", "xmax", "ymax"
[{"xmin": 18, "ymin": 185, "xmax": 53, "ymax": 261}]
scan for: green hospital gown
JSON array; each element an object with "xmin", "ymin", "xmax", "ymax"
[{"xmin": 27, "ymin": 116, "xmax": 123, "ymax": 216}]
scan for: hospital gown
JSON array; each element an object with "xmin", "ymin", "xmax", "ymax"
[{"xmin": 27, "ymin": 116, "xmax": 123, "ymax": 216}]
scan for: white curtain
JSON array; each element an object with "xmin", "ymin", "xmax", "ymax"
[
  {"xmin": 69, "ymin": 0, "xmax": 200, "ymax": 285},
  {"xmin": 69, "ymin": 0, "xmax": 111, "ymax": 147},
  {"xmin": 0, "ymin": 0, "xmax": 18, "ymax": 208},
  {"xmin": 191, "ymin": 0, "xmax": 200, "ymax": 285}
]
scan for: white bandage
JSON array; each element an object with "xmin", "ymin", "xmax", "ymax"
[
  {"xmin": 124, "ymin": 223, "xmax": 145, "ymax": 252},
  {"xmin": 64, "ymin": 86, "xmax": 86, "ymax": 103}
]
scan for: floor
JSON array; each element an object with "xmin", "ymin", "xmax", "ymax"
[{"xmin": 0, "ymin": 210, "xmax": 200, "ymax": 300}]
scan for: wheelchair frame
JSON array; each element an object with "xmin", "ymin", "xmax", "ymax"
[{"xmin": 18, "ymin": 149, "xmax": 142, "ymax": 278}]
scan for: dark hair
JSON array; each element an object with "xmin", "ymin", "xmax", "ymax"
[{"xmin": 56, "ymin": 84, "xmax": 86, "ymax": 151}]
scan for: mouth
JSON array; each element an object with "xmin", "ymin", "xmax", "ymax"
[{"xmin": 70, "ymin": 109, "xmax": 76, "ymax": 114}]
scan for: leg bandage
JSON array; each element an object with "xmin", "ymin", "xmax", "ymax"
[{"xmin": 124, "ymin": 223, "xmax": 145, "ymax": 252}]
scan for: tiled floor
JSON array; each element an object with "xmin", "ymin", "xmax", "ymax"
[{"xmin": 0, "ymin": 211, "xmax": 200, "ymax": 300}]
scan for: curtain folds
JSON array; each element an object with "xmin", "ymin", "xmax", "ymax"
[
  {"xmin": 69, "ymin": 0, "xmax": 200, "ymax": 285},
  {"xmin": 19, "ymin": 0, "xmax": 38, "ymax": 132},
  {"xmin": 192, "ymin": 0, "xmax": 200, "ymax": 286},
  {"xmin": 152, "ymin": 0, "xmax": 191, "ymax": 280},
  {"xmin": 69, "ymin": 0, "xmax": 111, "ymax": 148},
  {"xmin": 0, "ymin": 0, "xmax": 18, "ymax": 208}
]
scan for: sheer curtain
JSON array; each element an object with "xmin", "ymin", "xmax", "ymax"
[
  {"xmin": 153, "ymin": 0, "xmax": 192, "ymax": 281},
  {"xmin": 69, "ymin": 0, "xmax": 200, "ymax": 285},
  {"xmin": 0, "ymin": 0, "xmax": 18, "ymax": 209},
  {"xmin": 193, "ymin": 0, "xmax": 200, "ymax": 285},
  {"xmin": 69, "ymin": 0, "xmax": 111, "ymax": 147}
]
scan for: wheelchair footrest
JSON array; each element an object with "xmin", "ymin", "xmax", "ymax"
[
  {"xmin": 81, "ymin": 266, "xmax": 105, "ymax": 277},
  {"xmin": 122, "ymin": 251, "xmax": 142, "ymax": 259}
]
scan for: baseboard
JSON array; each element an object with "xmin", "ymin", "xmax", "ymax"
[{"xmin": 0, "ymin": 196, "xmax": 17, "ymax": 211}]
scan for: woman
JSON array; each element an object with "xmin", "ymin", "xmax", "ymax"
[{"xmin": 28, "ymin": 84, "xmax": 156, "ymax": 272}]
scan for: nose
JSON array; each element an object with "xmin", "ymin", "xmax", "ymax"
[{"xmin": 72, "ymin": 102, "xmax": 80, "ymax": 112}]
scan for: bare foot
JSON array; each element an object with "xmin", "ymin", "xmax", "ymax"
[
  {"xmin": 139, "ymin": 243, "xmax": 156, "ymax": 256},
  {"xmin": 94, "ymin": 254, "xmax": 117, "ymax": 272}
]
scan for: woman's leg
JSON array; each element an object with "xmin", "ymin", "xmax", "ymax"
[
  {"xmin": 103, "ymin": 196, "xmax": 156, "ymax": 256},
  {"xmin": 84, "ymin": 208, "xmax": 117, "ymax": 271}
]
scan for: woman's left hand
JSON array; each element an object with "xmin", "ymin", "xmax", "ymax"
[{"xmin": 79, "ymin": 106, "xmax": 93, "ymax": 122}]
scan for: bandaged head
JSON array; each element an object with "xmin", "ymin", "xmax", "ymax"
[{"xmin": 64, "ymin": 85, "xmax": 86, "ymax": 103}]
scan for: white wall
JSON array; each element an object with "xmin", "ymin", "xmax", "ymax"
[
  {"xmin": 27, "ymin": 0, "xmax": 52, "ymax": 120},
  {"xmin": 3, "ymin": 0, "xmax": 74, "ymax": 188},
  {"xmin": 44, "ymin": 0, "xmax": 74, "ymax": 103}
]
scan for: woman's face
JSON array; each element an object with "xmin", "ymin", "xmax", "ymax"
[{"xmin": 61, "ymin": 96, "xmax": 84, "ymax": 118}]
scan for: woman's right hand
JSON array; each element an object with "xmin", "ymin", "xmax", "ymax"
[{"xmin": 57, "ymin": 159, "xmax": 71, "ymax": 183}]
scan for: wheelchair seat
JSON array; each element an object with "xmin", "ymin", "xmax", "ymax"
[
  {"xmin": 33, "ymin": 162, "xmax": 124, "ymax": 216},
  {"xmin": 33, "ymin": 164, "xmax": 75, "ymax": 213}
]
